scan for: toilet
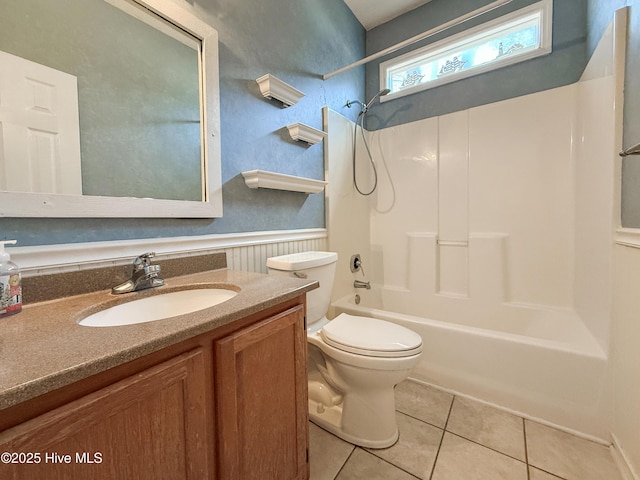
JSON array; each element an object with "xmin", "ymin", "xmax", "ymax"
[{"xmin": 267, "ymin": 251, "xmax": 423, "ymax": 448}]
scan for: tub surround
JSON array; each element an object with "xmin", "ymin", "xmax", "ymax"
[{"xmin": 0, "ymin": 265, "xmax": 317, "ymax": 412}]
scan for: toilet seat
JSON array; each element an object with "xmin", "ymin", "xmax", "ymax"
[{"xmin": 320, "ymin": 313, "xmax": 423, "ymax": 358}]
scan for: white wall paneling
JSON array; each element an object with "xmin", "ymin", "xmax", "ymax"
[{"xmin": 12, "ymin": 229, "xmax": 327, "ymax": 276}]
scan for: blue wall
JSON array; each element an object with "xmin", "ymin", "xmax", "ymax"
[
  {"xmin": 363, "ymin": 0, "xmax": 587, "ymax": 130},
  {"xmin": 5, "ymin": 0, "xmax": 640, "ymax": 244},
  {"xmin": 0, "ymin": 0, "xmax": 365, "ymax": 246}
]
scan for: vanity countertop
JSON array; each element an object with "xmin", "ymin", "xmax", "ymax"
[{"xmin": 0, "ymin": 268, "xmax": 317, "ymax": 411}]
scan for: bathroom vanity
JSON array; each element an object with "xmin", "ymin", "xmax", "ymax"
[{"xmin": 0, "ymin": 261, "xmax": 315, "ymax": 479}]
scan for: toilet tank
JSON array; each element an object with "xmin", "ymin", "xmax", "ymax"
[{"xmin": 267, "ymin": 251, "xmax": 338, "ymax": 327}]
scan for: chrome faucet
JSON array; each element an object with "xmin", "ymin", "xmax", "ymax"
[
  {"xmin": 354, "ymin": 280, "xmax": 371, "ymax": 290},
  {"xmin": 112, "ymin": 252, "xmax": 165, "ymax": 294}
]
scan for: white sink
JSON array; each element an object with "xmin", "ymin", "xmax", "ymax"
[{"xmin": 79, "ymin": 288, "xmax": 238, "ymax": 327}]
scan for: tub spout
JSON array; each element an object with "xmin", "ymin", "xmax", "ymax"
[{"xmin": 354, "ymin": 280, "xmax": 371, "ymax": 290}]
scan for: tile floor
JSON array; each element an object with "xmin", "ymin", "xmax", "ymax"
[{"xmin": 309, "ymin": 380, "xmax": 622, "ymax": 480}]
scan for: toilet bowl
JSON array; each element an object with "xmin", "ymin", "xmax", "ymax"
[
  {"xmin": 307, "ymin": 313, "xmax": 422, "ymax": 447},
  {"xmin": 267, "ymin": 251, "xmax": 423, "ymax": 448}
]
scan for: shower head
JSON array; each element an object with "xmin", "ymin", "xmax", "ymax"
[
  {"xmin": 361, "ymin": 88, "xmax": 391, "ymax": 114},
  {"xmin": 371, "ymin": 88, "xmax": 391, "ymax": 101}
]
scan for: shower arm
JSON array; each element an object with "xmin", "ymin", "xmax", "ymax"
[
  {"xmin": 361, "ymin": 89, "xmax": 391, "ymax": 114},
  {"xmin": 346, "ymin": 89, "xmax": 391, "ymax": 116},
  {"xmin": 323, "ymin": 0, "xmax": 512, "ymax": 80},
  {"xmin": 620, "ymin": 142, "xmax": 640, "ymax": 157}
]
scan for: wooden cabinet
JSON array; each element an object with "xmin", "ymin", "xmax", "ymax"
[
  {"xmin": 0, "ymin": 297, "xmax": 309, "ymax": 480},
  {"xmin": 0, "ymin": 349, "xmax": 209, "ymax": 480},
  {"xmin": 215, "ymin": 305, "xmax": 308, "ymax": 480}
]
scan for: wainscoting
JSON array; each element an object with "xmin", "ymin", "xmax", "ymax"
[{"xmin": 12, "ymin": 228, "xmax": 328, "ymax": 276}]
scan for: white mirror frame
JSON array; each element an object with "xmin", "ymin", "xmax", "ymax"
[{"xmin": 0, "ymin": 0, "xmax": 222, "ymax": 218}]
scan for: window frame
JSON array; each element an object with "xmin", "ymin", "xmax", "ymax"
[{"xmin": 379, "ymin": 0, "xmax": 553, "ymax": 103}]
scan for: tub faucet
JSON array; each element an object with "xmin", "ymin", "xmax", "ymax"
[
  {"xmin": 354, "ymin": 280, "xmax": 371, "ymax": 290},
  {"xmin": 112, "ymin": 252, "xmax": 165, "ymax": 294}
]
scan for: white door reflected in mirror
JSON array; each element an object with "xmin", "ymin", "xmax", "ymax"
[
  {"xmin": 0, "ymin": 51, "xmax": 82, "ymax": 195},
  {"xmin": 0, "ymin": 0, "xmax": 222, "ymax": 218}
]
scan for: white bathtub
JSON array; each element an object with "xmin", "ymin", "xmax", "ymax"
[{"xmin": 331, "ymin": 290, "xmax": 610, "ymax": 440}]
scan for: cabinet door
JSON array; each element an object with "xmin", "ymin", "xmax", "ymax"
[
  {"xmin": 215, "ymin": 305, "xmax": 308, "ymax": 480},
  {"xmin": 0, "ymin": 348, "xmax": 210, "ymax": 480}
]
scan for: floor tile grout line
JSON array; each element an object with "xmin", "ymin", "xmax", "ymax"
[
  {"xmin": 531, "ymin": 466, "xmax": 570, "ymax": 480},
  {"xmin": 332, "ymin": 445, "xmax": 357, "ymax": 480},
  {"xmin": 396, "ymin": 409, "xmax": 448, "ymax": 431},
  {"xmin": 359, "ymin": 407, "xmax": 445, "ymax": 479},
  {"xmin": 522, "ymin": 418, "xmax": 531, "ymax": 480},
  {"xmin": 444, "ymin": 430, "xmax": 529, "ymax": 466},
  {"xmin": 443, "ymin": 396, "xmax": 455, "ymax": 429},
  {"xmin": 523, "ymin": 418, "xmax": 531, "ymax": 480},
  {"xmin": 522, "ymin": 420, "xmax": 569, "ymax": 480},
  {"xmin": 427, "ymin": 393, "xmax": 456, "ymax": 480},
  {"xmin": 398, "ymin": 403, "xmax": 529, "ymax": 459},
  {"xmin": 360, "ymin": 448, "xmax": 422, "ymax": 479},
  {"xmin": 400, "ymin": 397, "xmax": 528, "ymax": 467}
]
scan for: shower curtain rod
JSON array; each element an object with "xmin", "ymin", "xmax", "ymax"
[{"xmin": 323, "ymin": 0, "xmax": 513, "ymax": 80}]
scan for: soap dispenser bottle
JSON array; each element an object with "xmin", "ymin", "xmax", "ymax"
[{"xmin": 0, "ymin": 240, "xmax": 22, "ymax": 317}]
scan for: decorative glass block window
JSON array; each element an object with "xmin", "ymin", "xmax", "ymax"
[{"xmin": 380, "ymin": 0, "xmax": 552, "ymax": 101}]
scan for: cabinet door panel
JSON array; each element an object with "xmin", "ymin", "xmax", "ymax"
[
  {"xmin": 216, "ymin": 305, "xmax": 308, "ymax": 480},
  {"xmin": 0, "ymin": 348, "xmax": 209, "ymax": 480}
]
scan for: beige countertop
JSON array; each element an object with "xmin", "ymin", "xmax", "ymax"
[{"xmin": 0, "ymin": 268, "xmax": 317, "ymax": 411}]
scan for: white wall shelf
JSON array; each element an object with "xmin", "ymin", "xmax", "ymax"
[
  {"xmin": 255, "ymin": 74, "xmax": 304, "ymax": 107},
  {"xmin": 241, "ymin": 170, "xmax": 326, "ymax": 194},
  {"xmin": 286, "ymin": 123, "xmax": 327, "ymax": 145}
]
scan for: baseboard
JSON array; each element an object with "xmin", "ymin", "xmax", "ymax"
[
  {"xmin": 611, "ymin": 434, "xmax": 640, "ymax": 480},
  {"xmin": 405, "ymin": 376, "xmax": 610, "ymax": 445}
]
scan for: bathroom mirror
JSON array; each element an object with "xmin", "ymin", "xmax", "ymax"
[{"xmin": 0, "ymin": 0, "xmax": 222, "ymax": 217}]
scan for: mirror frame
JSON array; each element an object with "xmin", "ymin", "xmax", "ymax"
[{"xmin": 0, "ymin": 0, "xmax": 222, "ymax": 218}]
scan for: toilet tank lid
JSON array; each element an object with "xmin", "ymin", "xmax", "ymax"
[{"xmin": 266, "ymin": 251, "xmax": 338, "ymax": 271}]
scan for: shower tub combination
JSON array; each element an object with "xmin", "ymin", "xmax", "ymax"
[
  {"xmin": 332, "ymin": 289, "xmax": 609, "ymax": 439},
  {"xmin": 324, "ymin": 6, "xmax": 626, "ymax": 442}
]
